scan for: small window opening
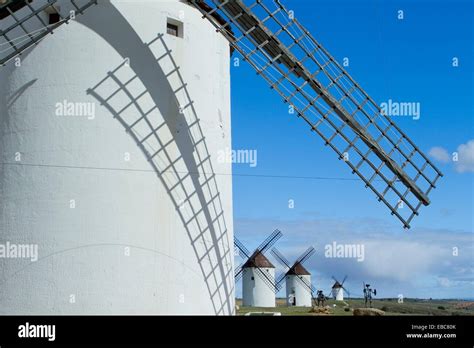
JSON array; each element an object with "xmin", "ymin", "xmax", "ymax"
[
  {"xmin": 167, "ymin": 18, "xmax": 183, "ymax": 38},
  {"xmin": 251, "ymin": 276, "xmax": 254, "ymax": 281},
  {"xmin": 167, "ymin": 23, "xmax": 179, "ymax": 37}
]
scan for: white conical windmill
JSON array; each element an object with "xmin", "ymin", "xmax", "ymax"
[
  {"xmin": 331, "ymin": 276, "xmax": 350, "ymax": 301},
  {"xmin": 271, "ymin": 247, "xmax": 316, "ymax": 307},
  {"xmin": 234, "ymin": 229, "xmax": 283, "ymax": 308}
]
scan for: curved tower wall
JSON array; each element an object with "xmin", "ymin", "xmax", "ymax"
[
  {"xmin": 242, "ymin": 267, "xmax": 276, "ymax": 308},
  {"xmin": 0, "ymin": 0, "xmax": 234, "ymax": 315},
  {"xmin": 332, "ymin": 288, "xmax": 344, "ymax": 301},
  {"xmin": 285, "ymin": 274, "xmax": 312, "ymax": 307}
]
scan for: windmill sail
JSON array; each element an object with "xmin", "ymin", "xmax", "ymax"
[
  {"xmin": 0, "ymin": 0, "xmax": 98, "ymax": 66},
  {"xmin": 190, "ymin": 0, "xmax": 443, "ymax": 228},
  {"xmin": 272, "ymin": 247, "xmax": 316, "ymax": 295},
  {"xmin": 0, "ymin": 0, "xmax": 443, "ymax": 227}
]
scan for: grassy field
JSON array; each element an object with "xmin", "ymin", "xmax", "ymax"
[{"xmin": 236, "ymin": 298, "xmax": 474, "ymax": 316}]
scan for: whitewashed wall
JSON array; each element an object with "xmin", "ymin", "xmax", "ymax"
[
  {"xmin": 0, "ymin": 0, "xmax": 234, "ymax": 315},
  {"xmin": 285, "ymin": 274, "xmax": 312, "ymax": 307},
  {"xmin": 242, "ymin": 267, "xmax": 276, "ymax": 308}
]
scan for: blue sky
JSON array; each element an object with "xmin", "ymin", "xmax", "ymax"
[{"xmin": 230, "ymin": 0, "xmax": 473, "ymax": 299}]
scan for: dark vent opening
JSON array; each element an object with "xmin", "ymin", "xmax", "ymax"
[
  {"xmin": 167, "ymin": 23, "xmax": 179, "ymax": 37},
  {"xmin": 49, "ymin": 13, "xmax": 60, "ymax": 24}
]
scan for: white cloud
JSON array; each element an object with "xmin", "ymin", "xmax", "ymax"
[
  {"xmin": 428, "ymin": 140, "xmax": 474, "ymax": 173},
  {"xmin": 429, "ymin": 146, "xmax": 450, "ymax": 163},
  {"xmin": 437, "ymin": 276, "xmax": 474, "ymax": 288},
  {"xmin": 437, "ymin": 277, "xmax": 453, "ymax": 288},
  {"xmin": 361, "ymin": 241, "xmax": 443, "ymax": 282},
  {"xmin": 454, "ymin": 139, "xmax": 474, "ymax": 173},
  {"xmin": 235, "ymin": 217, "xmax": 474, "ymax": 298}
]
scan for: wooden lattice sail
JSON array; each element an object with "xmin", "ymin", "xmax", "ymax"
[{"xmin": 190, "ymin": 0, "xmax": 443, "ymax": 228}]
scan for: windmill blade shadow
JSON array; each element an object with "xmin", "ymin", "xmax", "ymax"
[{"xmin": 84, "ymin": 5, "xmax": 234, "ymax": 315}]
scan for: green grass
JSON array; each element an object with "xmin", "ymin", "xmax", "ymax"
[{"xmin": 236, "ymin": 298, "xmax": 474, "ymax": 316}]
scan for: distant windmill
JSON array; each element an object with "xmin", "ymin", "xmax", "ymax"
[
  {"xmin": 234, "ymin": 229, "xmax": 283, "ymax": 307},
  {"xmin": 271, "ymin": 247, "xmax": 316, "ymax": 307},
  {"xmin": 363, "ymin": 282, "xmax": 377, "ymax": 308},
  {"xmin": 331, "ymin": 275, "xmax": 350, "ymax": 301}
]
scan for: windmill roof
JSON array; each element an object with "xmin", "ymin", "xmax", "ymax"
[
  {"xmin": 242, "ymin": 250, "xmax": 275, "ymax": 269},
  {"xmin": 286, "ymin": 262, "xmax": 311, "ymax": 276},
  {"xmin": 332, "ymin": 281, "xmax": 343, "ymax": 288}
]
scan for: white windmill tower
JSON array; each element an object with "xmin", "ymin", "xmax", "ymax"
[
  {"xmin": 0, "ymin": 0, "xmax": 234, "ymax": 315},
  {"xmin": 272, "ymin": 247, "xmax": 316, "ymax": 307},
  {"xmin": 234, "ymin": 230, "xmax": 282, "ymax": 308},
  {"xmin": 0, "ymin": 0, "xmax": 444, "ymax": 316},
  {"xmin": 331, "ymin": 276, "xmax": 350, "ymax": 301}
]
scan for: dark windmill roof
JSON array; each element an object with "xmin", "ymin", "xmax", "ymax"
[
  {"xmin": 286, "ymin": 262, "xmax": 311, "ymax": 276},
  {"xmin": 332, "ymin": 281, "xmax": 343, "ymax": 289},
  {"xmin": 242, "ymin": 250, "xmax": 275, "ymax": 269}
]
